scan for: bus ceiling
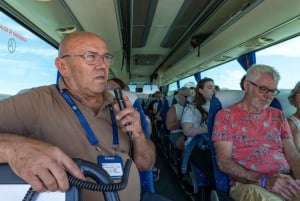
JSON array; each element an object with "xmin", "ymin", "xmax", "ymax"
[{"xmin": 0, "ymin": 0, "xmax": 300, "ymax": 87}]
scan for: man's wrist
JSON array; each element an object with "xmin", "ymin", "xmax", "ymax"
[{"xmin": 131, "ymin": 131, "xmax": 146, "ymax": 142}]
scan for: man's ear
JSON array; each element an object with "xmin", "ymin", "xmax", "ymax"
[
  {"xmin": 244, "ymin": 80, "xmax": 250, "ymax": 92},
  {"xmin": 55, "ymin": 57, "xmax": 68, "ymax": 76}
]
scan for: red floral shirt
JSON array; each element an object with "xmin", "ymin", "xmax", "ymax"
[{"xmin": 212, "ymin": 104, "xmax": 292, "ymax": 175}]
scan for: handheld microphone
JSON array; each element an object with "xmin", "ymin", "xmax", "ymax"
[
  {"xmin": 114, "ymin": 88, "xmax": 133, "ymax": 136},
  {"xmin": 113, "ymin": 88, "xmax": 134, "ymax": 157},
  {"xmin": 114, "ymin": 88, "xmax": 126, "ymax": 110}
]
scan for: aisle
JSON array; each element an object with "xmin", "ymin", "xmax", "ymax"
[{"xmin": 154, "ymin": 150, "xmax": 192, "ymax": 201}]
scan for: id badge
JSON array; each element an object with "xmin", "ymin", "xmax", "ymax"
[{"xmin": 98, "ymin": 155, "xmax": 124, "ymax": 179}]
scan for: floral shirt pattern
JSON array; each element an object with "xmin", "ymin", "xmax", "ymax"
[{"xmin": 212, "ymin": 104, "xmax": 292, "ymax": 175}]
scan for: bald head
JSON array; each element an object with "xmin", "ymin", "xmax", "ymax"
[
  {"xmin": 55, "ymin": 31, "xmax": 111, "ymax": 99},
  {"xmin": 58, "ymin": 32, "xmax": 108, "ymax": 57}
]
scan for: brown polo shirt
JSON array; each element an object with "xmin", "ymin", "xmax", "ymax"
[{"xmin": 0, "ymin": 79, "xmax": 140, "ymax": 201}]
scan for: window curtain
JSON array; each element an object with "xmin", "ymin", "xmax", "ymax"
[
  {"xmin": 237, "ymin": 51, "xmax": 256, "ymax": 70},
  {"xmin": 165, "ymin": 85, "xmax": 169, "ymax": 94},
  {"xmin": 194, "ymin": 72, "xmax": 201, "ymax": 82},
  {"xmin": 159, "ymin": 86, "xmax": 163, "ymax": 93}
]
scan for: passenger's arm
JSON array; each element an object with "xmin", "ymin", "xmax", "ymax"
[
  {"xmin": 115, "ymin": 95, "xmax": 156, "ymax": 171},
  {"xmin": 0, "ymin": 134, "xmax": 85, "ymax": 192},
  {"xmin": 214, "ymin": 141, "xmax": 262, "ymax": 184},
  {"xmin": 287, "ymin": 119, "xmax": 300, "ymax": 152},
  {"xmin": 215, "ymin": 140, "xmax": 300, "ymax": 200},
  {"xmin": 182, "ymin": 122, "xmax": 207, "ymax": 137},
  {"xmin": 166, "ymin": 106, "xmax": 180, "ymax": 131}
]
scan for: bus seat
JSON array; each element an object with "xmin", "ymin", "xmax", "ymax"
[
  {"xmin": 160, "ymin": 98, "xmax": 170, "ymax": 132},
  {"xmin": 165, "ymin": 95, "xmax": 175, "ymax": 106},
  {"xmin": 107, "ymin": 89, "xmax": 155, "ymax": 192},
  {"xmin": 181, "ymin": 135, "xmax": 209, "ymax": 194},
  {"xmin": 181, "ymin": 135, "xmax": 209, "ymax": 174},
  {"xmin": 156, "ymin": 97, "xmax": 170, "ymax": 152},
  {"xmin": 132, "ymin": 97, "xmax": 155, "ymax": 193},
  {"xmin": 207, "ymin": 93, "xmax": 232, "ymax": 194},
  {"xmin": 171, "ymin": 95, "xmax": 178, "ymax": 105},
  {"xmin": 275, "ymin": 89, "xmax": 295, "ymax": 118},
  {"xmin": 207, "ymin": 91, "xmax": 243, "ymax": 200}
]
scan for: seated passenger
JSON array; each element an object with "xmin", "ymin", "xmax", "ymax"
[
  {"xmin": 107, "ymin": 77, "xmax": 129, "ymax": 90},
  {"xmin": 166, "ymin": 87, "xmax": 191, "ymax": 151},
  {"xmin": 181, "ymin": 77, "xmax": 216, "ymax": 188},
  {"xmin": 148, "ymin": 91, "xmax": 163, "ymax": 133},
  {"xmin": 288, "ymin": 81, "xmax": 300, "ymax": 152},
  {"xmin": 212, "ymin": 64, "xmax": 300, "ymax": 201}
]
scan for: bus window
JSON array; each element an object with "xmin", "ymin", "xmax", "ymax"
[
  {"xmin": 201, "ymin": 61, "xmax": 245, "ymax": 90},
  {"xmin": 256, "ymin": 36, "xmax": 300, "ymax": 90},
  {"xmin": 0, "ymin": 11, "xmax": 57, "ymax": 99},
  {"xmin": 167, "ymin": 82, "xmax": 179, "ymax": 95},
  {"xmin": 128, "ymin": 83, "xmax": 159, "ymax": 94},
  {"xmin": 179, "ymin": 76, "xmax": 196, "ymax": 89},
  {"xmin": 201, "ymin": 35, "xmax": 300, "ymax": 90},
  {"xmin": 167, "ymin": 76, "xmax": 197, "ymax": 96}
]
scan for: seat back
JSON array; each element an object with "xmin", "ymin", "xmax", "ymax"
[
  {"xmin": 133, "ymin": 98, "xmax": 155, "ymax": 193},
  {"xmin": 275, "ymin": 89, "xmax": 295, "ymax": 118},
  {"xmin": 207, "ymin": 90, "xmax": 245, "ymax": 193},
  {"xmin": 181, "ymin": 134, "xmax": 210, "ymax": 193},
  {"xmin": 159, "ymin": 97, "xmax": 170, "ymax": 133}
]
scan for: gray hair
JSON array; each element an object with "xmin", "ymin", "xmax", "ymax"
[
  {"xmin": 288, "ymin": 81, "xmax": 300, "ymax": 106},
  {"xmin": 245, "ymin": 64, "xmax": 280, "ymax": 84}
]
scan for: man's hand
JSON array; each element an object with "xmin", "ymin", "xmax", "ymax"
[
  {"xmin": 5, "ymin": 135, "xmax": 85, "ymax": 192},
  {"xmin": 114, "ymin": 95, "xmax": 144, "ymax": 140},
  {"xmin": 113, "ymin": 95, "xmax": 156, "ymax": 170},
  {"xmin": 266, "ymin": 174, "xmax": 300, "ymax": 200}
]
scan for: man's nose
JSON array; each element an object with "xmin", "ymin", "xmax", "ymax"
[
  {"xmin": 263, "ymin": 91, "xmax": 275, "ymax": 99},
  {"xmin": 95, "ymin": 60, "xmax": 108, "ymax": 69}
]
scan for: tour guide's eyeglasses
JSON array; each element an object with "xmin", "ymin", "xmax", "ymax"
[
  {"xmin": 248, "ymin": 81, "xmax": 280, "ymax": 96},
  {"xmin": 60, "ymin": 51, "xmax": 113, "ymax": 65}
]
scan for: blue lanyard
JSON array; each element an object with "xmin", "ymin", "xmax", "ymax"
[{"xmin": 60, "ymin": 90, "xmax": 119, "ymax": 148}]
